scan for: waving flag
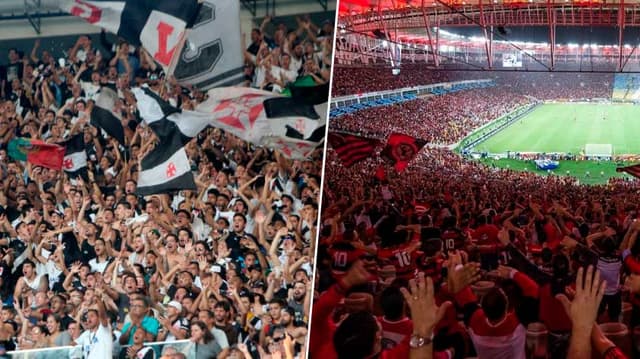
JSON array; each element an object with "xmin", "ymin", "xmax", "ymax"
[
  {"xmin": 328, "ymin": 132, "xmax": 379, "ymax": 167},
  {"xmin": 91, "ymin": 85, "xmax": 126, "ymax": 145},
  {"xmin": 60, "ymin": 0, "xmax": 200, "ymax": 71},
  {"xmin": 617, "ymin": 164, "xmax": 640, "ymax": 179},
  {"xmin": 61, "ymin": 133, "xmax": 88, "ymax": 180},
  {"xmin": 61, "ymin": 0, "xmax": 244, "ymax": 88},
  {"xmin": 382, "ymin": 133, "xmax": 426, "ymax": 172},
  {"xmin": 195, "ymin": 84, "xmax": 328, "ymax": 159},
  {"xmin": 131, "ymin": 87, "xmax": 201, "ymax": 195},
  {"xmin": 7, "ymin": 138, "xmax": 64, "ymax": 170}
]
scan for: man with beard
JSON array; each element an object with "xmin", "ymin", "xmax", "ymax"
[
  {"xmin": 213, "ymin": 301, "xmax": 239, "ymax": 345},
  {"xmin": 281, "ymin": 306, "xmax": 307, "ymax": 346},
  {"xmin": 287, "ymin": 281, "xmax": 308, "ymax": 323},
  {"xmin": 50, "ymin": 294, "xmax": 74, "ymax": 330}
]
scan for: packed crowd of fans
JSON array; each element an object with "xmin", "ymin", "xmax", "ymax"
[
  {"xmin": 315, "ymin": 146, "xmax": 640, "ymax": 358},
  {"xmin": 0, "ymin": 12, "xmax": 332, "ymax": 359},
  {"xmin": 332, "ymin": 66, "xmax": 614, "ymax": 100},
  {"xmin": 331, "ymin": 87, "xmax": 532, "ymax": 144}
]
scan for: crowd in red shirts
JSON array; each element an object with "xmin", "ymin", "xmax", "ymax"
[
  {"xmin": 313, "ymin": 145, "xmax": 640, "ymax": 358},
  {"xmin": 331, "ymin": 87, "xmax": 531, "ymax": 144},
  {"xmin": 332, "ymin": 66, "xmax": 614, "ymax": 100}
]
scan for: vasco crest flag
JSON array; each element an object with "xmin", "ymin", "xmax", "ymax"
[
  {"xmin": 61, "ymin": 134, "xmax": 88, "ymax": 180},
  {"xmin": 7, "ymin": 138, "xmax": 65, "ymax": 170},
  {"xmin": 131, "ymin": 87, "xmax": 199, "ymax": 196},
  {"xmin": 382, "ymin": 133, "xmax": 426, "ymax": 172}
]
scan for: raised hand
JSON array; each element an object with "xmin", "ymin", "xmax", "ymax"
[
  {"xmin": 400, "ymin": 272, "xmax": 452, "ymax": 338},
  {"xmin": 446, "ymin": 251, "xmax": 481, "ymax": 294},
  {"xmin": 556, "ymin": 266, "xmax": 606, "ymax": 333}
]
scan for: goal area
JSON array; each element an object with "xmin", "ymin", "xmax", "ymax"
[{"xmin": 585, "ymin": 144, "xmax": 613, "ymax": 158}]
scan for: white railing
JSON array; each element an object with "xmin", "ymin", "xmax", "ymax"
[{"xmin": 7, "ymin": 339, "xmax": 192, "ymax": 359}]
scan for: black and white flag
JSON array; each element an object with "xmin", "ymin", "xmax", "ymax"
[
  {"xmin": 62, "ymin": 133, "xmax": 88, "ymax": 180},
  {"xmin": 60, "ymin": 0, "xmax": 200, "ymax": 71},
  {"xmin": 133, "ymin": 84, "xmax": 328, "ymax": 160},
  {"xmin": 132, "ymin": 87, "xmax": 204, "ymax": 195},
  {"xmin": 61, "ymin": 0, "xmax": 244, "ymax": 88},
  {"xmin": 91, "ymin": 85, "xmax": 126, "ymax": 145}
]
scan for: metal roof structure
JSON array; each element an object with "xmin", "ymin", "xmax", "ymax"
[{"xmin": 337, "ymin": 0, "xmax": 640, "ymax": 70}]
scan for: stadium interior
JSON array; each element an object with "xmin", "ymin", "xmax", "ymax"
[{"xmin": 317, "ymin": 1, "xmax": 640, "ymax": 359}]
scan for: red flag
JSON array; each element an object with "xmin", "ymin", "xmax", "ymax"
[
  {"xmin": 8, "ymin": 138, "xmax": 65, "ymax": 170},
  {"xmin": 328, "ymin": 132, "xmax": 379, "ymax": 167},
  {"xmin": 617, "ymin": 164, "xmax": 640, "ymax": 179},
  {"xmin": 382, "ymin": 133, "xmax": 427, "ymax": 171}
]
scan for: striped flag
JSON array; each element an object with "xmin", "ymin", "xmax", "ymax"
[
  {"xmin": 617, "ymin": 164, "xmax": 640, "ymax": 179},
  {"xmin": 61, "ymin": 133, "xmax": 88, "ymax": 180},
  {"xmin": 328, "ymin": 132, "xmax": 379, "ymax": 167},
  {"xmin": 60, "ymin": 0, "xmax": 200, "ymax": 71},
  {"xmin": 91, "ymin": 85, "xmax": 125, "ymax": 145}
]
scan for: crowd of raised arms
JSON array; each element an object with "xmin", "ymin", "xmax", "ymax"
[
  {"xmin": 315, "ymin": 146, "xmax": 640, "ymax": 359},
  {"xmin": 0, "ymin": 13, "xmax": 334, "ymax": 359}
]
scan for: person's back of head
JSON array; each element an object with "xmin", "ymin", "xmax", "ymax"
[
  {"xmin": 481, "ymin": 287, "xmax": 508, "ymax": 323},
  {"xmin": 334, "ymin": 311, "xmax": 379, "ymax": 359},
  {"xmin": 599, "ymin": 236, "xmax": 617, "ymax": 258},
  {"xmin": 380, "ymin": 286, "xmax": 405, "ymax": 321}
]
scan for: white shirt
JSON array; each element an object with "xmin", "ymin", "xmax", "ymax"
[{"xmin": 77, "ymin": 323, "xmax": 113, "ymax": 359}]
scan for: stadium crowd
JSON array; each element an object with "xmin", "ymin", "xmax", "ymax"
[
  {"xmin": 332, "ymin": 66, "xmax": 613, "ymax": 100},
  {"xmin": 315, "ymin": 147, "xmax": 640, "ymax": 359},
  {"xmin": 331, "ymin": 87, "xmax": 531, "ymax": 144},
  {"xmin": 0, "ymin": 12, "xmax": 331, "ymax": 359}
]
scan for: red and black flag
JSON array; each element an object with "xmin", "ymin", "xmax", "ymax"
[
  {"xmin": 382, "ymin": 133, "xmax": 427, "ymax": 171},
  {"xmin": 328, "ymin": 132, "xmax": 379, "ymax": 167},
  {"xmin": 617, "ymin": 164, "xmax": 640, "ymax": 179}
]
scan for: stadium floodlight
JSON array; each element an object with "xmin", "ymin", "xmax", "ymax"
[
  {"xmin": 625, "ymin": 44, "xmax": 632, "ymax": 49},
  {"xmin": 567, "ymin": 43, "xmax": 578, "ymax": 48},
  {"xmin": 582, "ymin": 44, "xmax": 590, "ymax": 48},
  {"xmin": 590, "ymin": 44, "xmax": 598, "ymax": 49}
]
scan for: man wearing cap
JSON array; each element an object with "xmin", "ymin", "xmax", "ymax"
[{"xmin": 157, "ymin": 301, "xmax": 188, "ymax": 342}]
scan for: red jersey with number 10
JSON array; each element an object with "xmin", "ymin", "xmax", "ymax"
[{"xmin": 378, "ymin": 243, "xmax": 418, "ymax": 280}]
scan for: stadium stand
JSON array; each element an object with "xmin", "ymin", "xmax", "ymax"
[{"xmin": 0, "ymin": 5, "xmax": 333, "ymax": 359}]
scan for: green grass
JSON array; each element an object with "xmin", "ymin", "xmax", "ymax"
[
  {"xmin": 477, "ymin": 158, "xmax": 635, "ymax": 185},
  {"xmin": 467, "ymin": 103, "xmax": 640, "ymax": 185},
  {"xmin": 476, "ymin": 103, "xmax": 640, "ymax": 154}
]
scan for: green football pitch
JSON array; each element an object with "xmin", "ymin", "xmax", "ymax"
[
  {"xmin": 476, "ymin": 103, "xmax": 640, "ymax": 154},
  {"xmin": 468, "ymin": 103, "xmax": 640, "ymax": 185}
]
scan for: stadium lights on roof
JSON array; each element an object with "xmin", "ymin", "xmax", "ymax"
[
  {"xmin": 590, "ymin": 44, "xmax": 598, "ymax": 49},
  {"xmin": 625, "ymin": 44, "xmax": 632, "ymax": 48},
  {"xmin": 567, "ymin": 43, "xmax": 578, "ymax": 48}
]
